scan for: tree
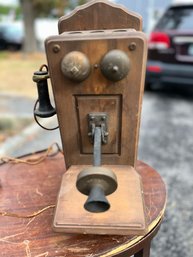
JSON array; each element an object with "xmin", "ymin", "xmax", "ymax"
[
  {"xmin": 20, "ymin": 0, "xmax": 36, "ymax": 53},
  {"xmin": 20, "ymin": 0, "xmax": 87, "ymax": 53}
]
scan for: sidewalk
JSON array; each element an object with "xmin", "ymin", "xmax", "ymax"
[{"xmin": 0, "ymin": 93, "xmax": 61, "ymax": 157}]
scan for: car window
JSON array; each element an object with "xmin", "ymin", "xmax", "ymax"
[
  {"xmin": 4, "ymin": 26, "xmax": 23, "ymax": 40},
  {"xmin": 0, "ymin": 26, "xmax": 6, "ymax": 35},
  {"xmin": 156, "ymin": 6, "xmax": 193, "ymax": 31},
  {"xmin": 5, "ymin": 27, "xmax": 22, "ymax": 36}
]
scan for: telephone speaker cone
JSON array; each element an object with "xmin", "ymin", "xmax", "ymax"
[{"xmin": 76, "ymin": 166, "xmax": 117, "ymax": 213}]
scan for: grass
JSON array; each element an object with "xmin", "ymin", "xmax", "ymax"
[
  {"xmin": 0, "ymin": 51, "xmax": 47, "ymax": 143},
  {"xmin": 0, "ymin": 51, "xmax": 47, "ymax": 98}
]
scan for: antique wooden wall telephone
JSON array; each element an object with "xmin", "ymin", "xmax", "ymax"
[{"xmin": 33, "ymin": 0, "xmax": 147, "ymax": 235}]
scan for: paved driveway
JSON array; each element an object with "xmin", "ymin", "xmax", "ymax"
[{"xmin": 139, "ymin": 87, "xmax": 193, "ymax": 257}]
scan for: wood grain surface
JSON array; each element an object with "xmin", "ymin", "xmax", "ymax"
[
  {"xmin": 53, "ymin": 165, "xmax": 147, "ymax": 235},
  {"xmin": 0, "ymin": 151, "xmax": 166, "ymax": 256},
  {"xmin": 45, "ymin": 0, "xmax": 147, "ymax": 169},
  {"xmin": 46, "ymin": 30, "xmax": 147, "ymax": 169},
  {"xmin": 58, "ymin": 0, "xmax": 142, "ymax": 33}
]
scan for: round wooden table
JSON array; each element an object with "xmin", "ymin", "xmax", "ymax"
[{"xmin": 0, "ymin": 150, "xmax": 166, "ymax": 257}]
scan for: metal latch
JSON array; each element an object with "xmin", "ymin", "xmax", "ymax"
[{"xmin": 88, "ymin": 113, "xmax": 108, "ymax": 144}]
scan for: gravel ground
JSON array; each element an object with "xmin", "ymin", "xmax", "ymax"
[{"xmin": 139, "ymin": 88, "xmax": 193, "ymax": 257}]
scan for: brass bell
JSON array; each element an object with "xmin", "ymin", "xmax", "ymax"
[
  {"xmin": 100, "ymin": 49, "xmax": 130, "ymax": 81},
  {"xmin": 61, "ymin": 51, "xmax": 91, "ymax": 82},
  {"xmin": 76, "ymin": 166, "xmax": 118, "ymax": 213},
  {"xmin": 33, "ymin": 70, "xmax": 56, "ymax": 118}
]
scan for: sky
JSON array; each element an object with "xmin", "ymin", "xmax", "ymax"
[
  {"xmin": 118, "ymin": 0, "xmax": 172, "ymax": 31},
  {"xmin": 0, "ymin": 0, "xmax": 173, "ymax": 31},
  {"xmin": 0, "ymin": 0, "xmax": 117, "ymax": 6},
  {"xmin": 0, "ymin": 0, "xmax": 18, "ymax": 5}
]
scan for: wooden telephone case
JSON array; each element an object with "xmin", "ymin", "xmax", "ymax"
[{"xmin": 45, "ymin": 0, "xmax": 147, "ymax": 235}]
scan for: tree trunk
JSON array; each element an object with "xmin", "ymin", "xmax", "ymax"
[{"xmin": 20, "ymin": 0, "xmax": 37, "ymax": 53}]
